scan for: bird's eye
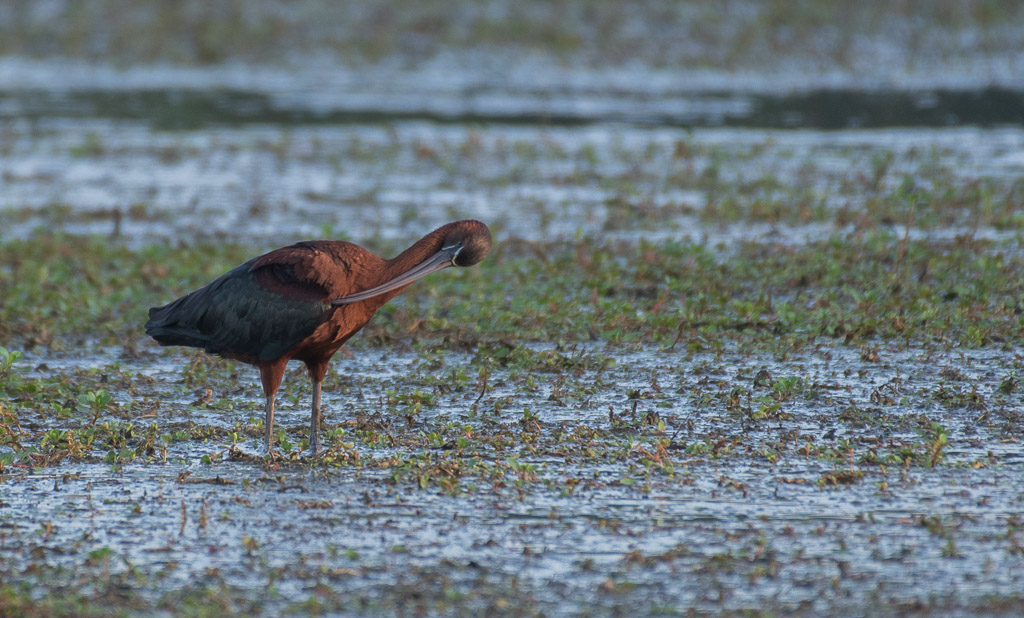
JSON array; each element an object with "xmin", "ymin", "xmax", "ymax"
[{"xmin": 442, "ymin": 242, "xmax": 464, "ymax": 265}]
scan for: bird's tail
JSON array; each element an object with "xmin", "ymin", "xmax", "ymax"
[{"xmin": 145, "ymin": 295, "xmax": 210, "ymax": 349}]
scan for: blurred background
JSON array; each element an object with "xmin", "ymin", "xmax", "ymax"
[
  {"xmin": 3, "ymin": 0, "xmax": 1023, "ymax": 82},
  {"xmin": 1, "ymin": 0, "xmax": 1023, "ymax": 248}
]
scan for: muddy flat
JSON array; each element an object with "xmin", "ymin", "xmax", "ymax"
[{"xmin": 3, "ymin": 2, "xmax": 1024, "ymax": 615}]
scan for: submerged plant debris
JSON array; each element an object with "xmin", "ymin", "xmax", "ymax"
[{"xmin": 3, "ymin": 2, "xmax": 1024, "ymax": 615}]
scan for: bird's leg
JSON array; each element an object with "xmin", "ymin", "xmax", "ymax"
[
  {"xmin": 310, "ymin": 378, "xmax": 322, "ymax": 456},
  {"xmin": 306, "ymin": 360, "xmax": 330, "ymax": 457},
  {"xmin": 264, "ymin": 393, "xmax": 276, "ymax": 453},
  {"xmin": 259, "ymin": 360, "xmax": 287, "ymax": 456}
]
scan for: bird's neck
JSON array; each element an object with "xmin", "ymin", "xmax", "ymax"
[
  {"xmin": 353, "ymin": 228, "xmax": 449, "ymax": 307},
  {"xmin": 383, "ymin": 228, "xmax": 446, "ymax": 279}
]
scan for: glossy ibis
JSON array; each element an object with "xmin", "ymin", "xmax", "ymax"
[{"xmin": 145, "ymin": 219, "xmax": 491, "ymax": 456}]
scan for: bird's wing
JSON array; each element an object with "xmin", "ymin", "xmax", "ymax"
[
  {"xmin": 147, "ymin": 244, "xmax": 348, "ymax": 362},
  {"xmin": 249, "ymin": 242, "xmax": 355, "ymax": 299}
]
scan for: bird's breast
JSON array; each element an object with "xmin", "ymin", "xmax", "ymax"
[{"xmin": 285, "ymin": 304, "xmax": 375, "ymax": 363}]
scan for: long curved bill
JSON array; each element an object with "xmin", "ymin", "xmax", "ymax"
[{"xmin": 331, "ymin": 244, "xmax": 461, "ymax": 305}]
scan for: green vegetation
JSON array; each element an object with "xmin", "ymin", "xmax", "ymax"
[
  {"xmin": 1, "ymin": 225, "xmax": 1022, "ymax": 473},
  {"xmin": 2, "ymin": 229, "xmax": 1021, "ymax": 354}
]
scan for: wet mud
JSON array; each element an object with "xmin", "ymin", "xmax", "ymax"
[
  {"xmin": 2, "ymin": 20, "xmax": 1024, "ymax": 613},
  {"xmin": 3, "ymin": 343, "xmax": 1023, "ymax": 614}
]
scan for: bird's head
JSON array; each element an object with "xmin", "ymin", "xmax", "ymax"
[
  {"xmin": 443, "ymin": 219, "xmax": 492, "ymax": 267},
  {"xmin": 332, "ymin": 219, "xmax": 491, "ymax": 306}
]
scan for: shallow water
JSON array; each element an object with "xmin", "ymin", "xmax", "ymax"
[
  {"xmin": 3, "ymin": 44, "xmax": 1024, "ymax": 612},
  {"xmin": 5, "ymin": 85, "xmax": 1024, "ymax": 130},
  {"xmin": 3, "ymin": 343, "xmax": 1023, "ymax": 613},
  {"xmin": 5, "ymin": 461, "xmax": 1022, "ymax": 614},
  {"xmin": 3, "ymin": 118, "xmax": 1023, "ymax": 250}
]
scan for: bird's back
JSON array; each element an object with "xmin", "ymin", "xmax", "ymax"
[{"xmin": 145, "ymin": 260, "xmax": 333, "ymax": 364}]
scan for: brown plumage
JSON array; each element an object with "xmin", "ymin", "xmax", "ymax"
[{"xmin": 145, "ymin": 220, "xmax": 491, "ymax": 455}]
